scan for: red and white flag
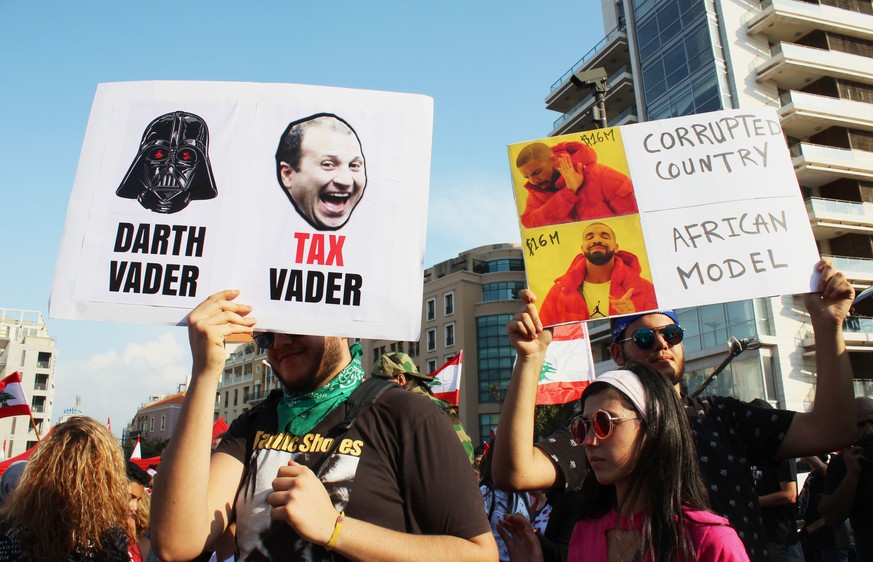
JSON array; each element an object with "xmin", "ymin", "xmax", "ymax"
[
  {"xmin": 429, "ymin": 351, "xmax": 463, "ymax": 406},
  {"xmin": 107, "ymin": 417, "xmax": 111, "ymax": 432},
  {"xmin": 0, "ymin": 372, "xmax": 32, "ymax": 420},
  {"xmin": 130, "ymin": 437, "xmax": 142, "ymax": 459},
  {"xmin": 536, "ymin": 323, "xmax": 595, "ymax": 405}
]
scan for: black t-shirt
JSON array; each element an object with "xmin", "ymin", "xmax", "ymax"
[
  {"xmin": 800, "ymin": 467, "xmax": 851, "ymax": 550},
  {"xmin": 823, "ymin": 453, "xmax": 873, "ymax": 560},
  {"xmin": 753, "ymin": 458, "xmax": 798, "ymax": 545},
  {"xmin": 537, "ymin": 394, "xmax": 794, "ymax": 562},
  {"xmin": 218, "ymin": 386, "xmax": 489, "ymax": 561}
]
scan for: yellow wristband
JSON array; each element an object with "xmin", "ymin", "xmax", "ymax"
[{"xmin": 325, "ymin": 511, "xmax": 344, "ymax": 551}]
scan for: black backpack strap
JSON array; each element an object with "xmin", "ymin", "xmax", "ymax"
[{"xmin": 312, "ymin": 377, "xmax": 395, "ymax": 477}]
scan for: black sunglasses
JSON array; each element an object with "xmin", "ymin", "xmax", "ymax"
[
  {"xmin": 570, "ymin": 410, "xmax": 639, "ymax": 442},
  {"xmin": 619, "ymin": 323, "xmax": 684, "ymax": 350},
  {"xmin": 253, "ymin": 332, "xmax": 275, "ymax": 349}
]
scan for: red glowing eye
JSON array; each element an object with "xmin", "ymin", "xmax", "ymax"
[
  {"xmin": 150, "ymin": 149, "xmax": 167, "ymax": 160},
  {"xmin": 180, "ymin": 150, "xmax": 192, "ymax": 161}
]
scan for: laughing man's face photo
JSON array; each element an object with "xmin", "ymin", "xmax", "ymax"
[{"xmin": 277, "ymin": 115, "xmax": 367, "ymax": 231}]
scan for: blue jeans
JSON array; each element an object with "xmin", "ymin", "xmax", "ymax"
[{"xmin": 767, "ymin": 541, "xmax": 804, "ymax": 562}]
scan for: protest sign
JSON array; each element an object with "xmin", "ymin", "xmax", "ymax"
[
  {"xmin": 51, "ymin": 81, "xmax": 433, "ymax": 340},
  {"xmin": 509, "ymin": 108, "xmax": 819, "ymax": 326}
]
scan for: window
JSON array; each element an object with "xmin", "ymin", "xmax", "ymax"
[
  {"xmin": 482, "ymin": 281, "xmax": 525, "ymax": 302},
  {"xmin": 36, "ymin": 352, "xmax": 51, "ymax": 369},
  {"xmin": 474, "ymin": 259, "xmax": 525, "ymax": 274},
  {"xmin": 426, "ymin": 298, "xmax": 436, "ymax": 321},
  {"xmin": 233, "ymin": 389, "xmax": 238, "ymax": 406},
  {"xmin": 149, "ymin": 417, "xmax": 155, "ymax": 432},
  {"xmin": 224, "ymin": 391, "xmax": 229, "ymax": 408},
  {"xmin": 477, "ymin": 314, "xmax": 516, "ymax": 403},
  {"xmin": 31, "ymin": 396, "xmax": 45, "ymax": 413},
  {"xmin": 479, "ymin": 413, "xmax": 501, "ymax": 446},
  {"xmin": 408, "ymin": 341, "xmax": 419, "ymax": 357},
  {"xmin": 426, "ymin": 328, "xmax": 437, "ymax": 352},
  {"xmin": 445, "ymin": 322, "xmax": 456, "ymax": 347},
  {"xmin": 444, "ymin": 291, "xmax": 455, "ymax": 316},
  {"xmin": 426, "ymin": 359, "xmax": 438, "ymax": 373},
  {"xmin": 160, "ymin": 415, "xmax": 166, "ymax": 431}
]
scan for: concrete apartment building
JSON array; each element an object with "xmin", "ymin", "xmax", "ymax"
[
  {"xmin": 0, "ymin": 308, "xmax": 56, "ymax": 456},
  {"xmin": 214, "ymin": 339, "xmax": 283, "ymax": 425},
  {"xmin": 361, "ymin": 243, "xmax": 526, "ymax": 446},
  {"xmin": 130, "ymin": 392, "xmax": 186, "ymax": 443},
  {"xmin": 543, "ymin": 0, "xmax": 872, "ymax": 406}
]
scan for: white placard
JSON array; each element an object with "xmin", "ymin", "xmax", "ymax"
[{"xmin": 50, "ymin": 81, "xmax": 433, "ymax": 340}]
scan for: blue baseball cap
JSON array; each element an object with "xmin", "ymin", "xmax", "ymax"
[{"xmin": 611, "ymin": 310, "xmax": 680, "ymax": 343}]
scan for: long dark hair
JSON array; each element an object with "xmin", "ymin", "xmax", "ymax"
[{"xmin": 578, "ymin": 361, "xmax": 710, "ymax": 562}]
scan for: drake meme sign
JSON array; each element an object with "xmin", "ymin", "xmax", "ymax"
[
  {"xmin": 509, "ymin": 108, "xmax": 820, "ymax": 326},
  {"xmin": 51, "ymin": 81, "xmax": 433, "ymax": 340}
]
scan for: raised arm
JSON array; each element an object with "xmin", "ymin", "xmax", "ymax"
[
  {"xmin": 151, "ymin": 290, "xmax": 256, "ymax": 561},
  {"xmin": 492, "ymin": 290, "xmax": 561, "ymax": 491},
  {"xmin": 778, "ymin": 260, "xmax": 855, "ymax": 458}
]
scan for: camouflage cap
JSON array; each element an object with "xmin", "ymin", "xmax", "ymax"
[{"xmin": 372, "ymin": 352, "xmax": 435, "ymax": 381}]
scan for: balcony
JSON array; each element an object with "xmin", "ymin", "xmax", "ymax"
[
  {"xmin": 805, "ymin": 197, "xmax": 873, "ymax": 238},
  {"xmin": 842, "ymin": 316, "xmax": 873, "ymax": 351},
  {"xmin": 779, "ymin": 91, "xmax": 873, "ymax": 138},
  {"xmin": 755, "ymin": 43, "xmax": 873, "ymax": 91},
  {"xmin": 609, "ymin": 105, "xmax": 639, "ymax": 127},
  {"xmin": 822, "ymin": 255, "xmax": 873, "ymax": 283},
  {"xmin": 244, "ymin": 389, "xmax": 267, "ymax": 403},
  {"xmin": 546, "ymin": 25, "xmax": 629, "ymax": 113},
  {"xmin": 550, "ymin": 65, "xmax": 636, "ymax": 136},
  {"xmin": 746, "ymin": 0, "xmax": 873, "ymax": 44},
  {"xmin": 791, "ymin": 143, "xmax": 873, "ymax": 187}
]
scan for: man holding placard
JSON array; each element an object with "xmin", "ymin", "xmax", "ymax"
[
  {"xmin": 494, "ymin": 259, "xmax": 855, "ymax": 562},
  {"xmin": 538, "ymin": 221, "xmax": 657, "ymax": 325},
  {"xmin": 152, "ymin": 291, "xmax": 496, "ymax": 562}
]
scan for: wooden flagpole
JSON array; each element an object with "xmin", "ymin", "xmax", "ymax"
[{"xmin": 28, "ymin": 412, "xmax": 41, "ymax": 442}]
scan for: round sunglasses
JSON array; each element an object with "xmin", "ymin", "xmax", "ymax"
[
  {"xmin": 253, "ymin": 331, "xmax": 275, "ymax": 349},
  {"xmin": 618, "ymin": 323, "xmax": 684, "ymax": 350},
  {"xmin": 570, "ymin": 410, "xmax": 639, "ymax": 442}
]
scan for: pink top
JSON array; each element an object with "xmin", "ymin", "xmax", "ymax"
[{"xmin": 568, "ymin": 508, "xmax": 750, "ymax": 561}]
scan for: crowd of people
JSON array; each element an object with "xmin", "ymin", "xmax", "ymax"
[{"xmin": 0, "ymin": 258, "xmax": 867, "ymax": 561}]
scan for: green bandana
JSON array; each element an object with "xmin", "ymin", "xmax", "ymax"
[{"xmin": 276, "ymin": 343, "xmax": 365, "ymax": 436}]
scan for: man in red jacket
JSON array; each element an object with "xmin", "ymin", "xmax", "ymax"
[
  {"xmin": 539, "ymin": 222, "xmax": 656, "ymax": 325},
  {"xmin": 515, "ymin": 142, "xmax": 637, "ymax": 228}
]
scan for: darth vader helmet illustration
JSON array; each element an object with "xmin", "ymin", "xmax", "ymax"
[{"xmin": 116, "ymin": 111, "xmax": 218, "ymax": 214}]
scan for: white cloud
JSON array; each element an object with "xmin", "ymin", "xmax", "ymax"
[{"xmin": 53, "ymin": 330, "xmax": 190, "ymax": 437}]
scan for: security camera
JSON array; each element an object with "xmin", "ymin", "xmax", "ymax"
[{"xmin": 573, "ymin": 67, "xmax": 608, "ymax": 85}]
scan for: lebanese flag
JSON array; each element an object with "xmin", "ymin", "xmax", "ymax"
[
  {"xmin": 429, "ymin": 351, "xmax": 462, "ymax": 406},
  {"xmin": 130, "ymin": 437, "xmax": 142, "ymax": 460},
  {"xmin": 536, "ymin": 323, "xmax": 595, "ymax": 405},
  {"xmin": 0, "ymin": 372, "xmax": 32, "ymax": 419}
]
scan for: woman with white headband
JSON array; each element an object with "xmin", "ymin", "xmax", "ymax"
[{"xmin": 501, "ymin": 361, "xmax": 748, "ymax": 561}]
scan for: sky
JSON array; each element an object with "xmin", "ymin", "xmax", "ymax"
[{"xmin": 0, "ymin": 1, "xmax": 604, "ymax": 437}]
